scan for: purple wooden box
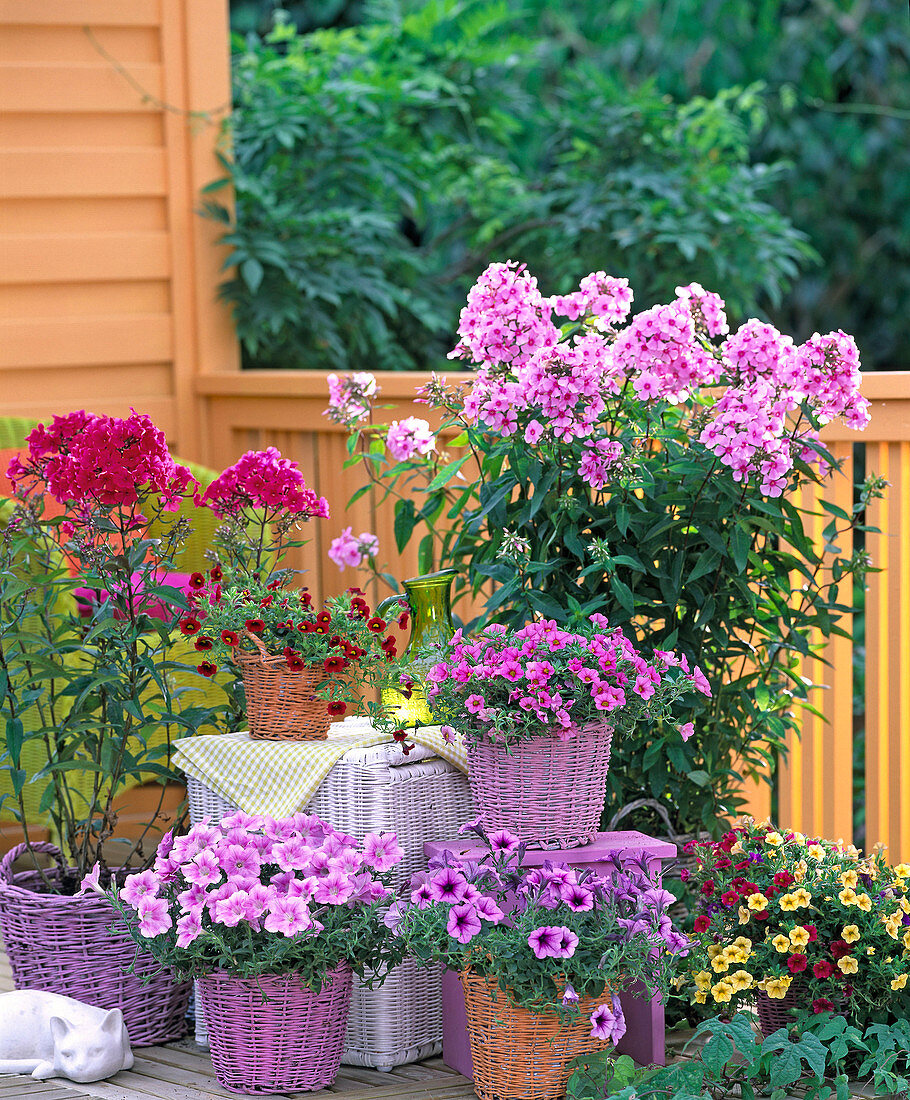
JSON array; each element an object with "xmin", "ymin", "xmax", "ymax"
[{"xmin": 423, "ymin": 830, "xmax": 677, "ymax": 1074}]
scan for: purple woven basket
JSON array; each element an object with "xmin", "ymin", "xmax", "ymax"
[
  {"xmin": 198, "ymin": 965, "xmax": 354, "ymax": 1094},
  {"xmin": 466, "ymin": 720, "xmax": 614, "ymax": 848},
  {"xmin": 0, "ymin": 842, "xmax": 190, "ymax": 1046},
  {"xmin": 755, "ymin": 981, "xmax": 806, "ymax": 1034}
]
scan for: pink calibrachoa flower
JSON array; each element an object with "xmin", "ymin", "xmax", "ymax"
[
  {"xmin": 328, "ymin": 527, "xmax": 379, "ymax": 570},
  {"xmin": 447, "ymin": 903, "xmax": 483, "ymax": 944},
  {"xmin": 488, "ymin": 829, "xmax": 521, "ymax": 855},
  {"xmin": 678, "ymin": 722, "xmax": 695, "ymax": 742},
  {"xmin": 196, "ymin": 448, "xmax": 329, "ymax": 521},
  {"xmin": 119, "ymin": 870, "xmax": 159, "ymax": 908},
  {"xmin": 362, "ymin": 831, "xmax": 405, "ymax": 873},
  {"xmin": 136, "ymin": 895, "xmax": 172, "ymax": 938},
  {"xmin": 561, "ymin": 983, "xmax": 579, "ymax": 1008}
]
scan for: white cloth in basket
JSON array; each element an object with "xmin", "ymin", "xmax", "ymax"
[{"xmin": 172, "ymin": 717, "xmax": 467, "ymax": 819}]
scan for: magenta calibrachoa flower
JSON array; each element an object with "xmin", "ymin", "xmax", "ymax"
[
  {"xmin": 86, "ymin": 813, "xmax": 406, "ymax": 983},
  {"xmin": 390, "ymin": 820, "xmax": 687, "ymax": 1040},
  {"xmin": 425, "ymin": 617, "xmax": 706, "ymax": 747}
]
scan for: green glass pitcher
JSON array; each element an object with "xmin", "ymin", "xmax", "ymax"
[{"xmin": 377, "ymin": 567, "xmax": 456, "ymax": 728}]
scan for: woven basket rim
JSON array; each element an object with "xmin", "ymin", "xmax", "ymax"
[
  {"xmin": 0, "ymin": 842, "xmax": 111, "ymax": 903},
  {"xmin": 467, "ymin": 716, "xmax": 614, "ymax": 748}
]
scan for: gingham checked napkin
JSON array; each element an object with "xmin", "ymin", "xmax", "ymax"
[{"xmin": 172, "ymin": 717, "xmax": 468, "ymax": 819}]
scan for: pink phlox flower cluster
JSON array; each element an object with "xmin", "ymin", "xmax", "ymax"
[
  {"xmin": 722, "ymin": 320, "xmax": 798, "ymax": 386},
  {"xmin": 10, "ymin": 410, "xmax": 195, "ymax": 515},
  {"xmin": 112, "ymin": 813, "xmax": 401, "ymax": 947},
  {"xmin": 613, "ymin": 302, "xmax": 721, "ymax": 402},
  {"xmin": 325, "ymin": 371, "xmax": 378, "ymax": 424},
  {"xmin": 793, "ymin": 330, "xmax": 869, "ymax": 429},
  {"xmin": 549, "ymin": 272, "xmax": 634, "ymax": 327},
  {"xmin": 675, "ymin": 282, "xmax": 729, "ymax": 338},
  {"xmin": 197, "ymin": 448, "xmax": 329, "ymax": 520},
  {"xmin": 699, "ymin": 378, "xmax": 797, "ymax": 497},
  {"xmin": 328, "ymin": 527, "xmax": 379, "ymax": 571},
  {"xmin": 385, "ymin": 417, "xmax": 437, "ymax": 461},
  {"xmin": 577, "ymin": 438, "xmax": 623, "ymax": 491},
  {"xmin": 449, "ymin": 261, "xmax": 560, "ymax": 370}
]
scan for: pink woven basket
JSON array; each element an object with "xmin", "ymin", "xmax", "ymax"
[
  {"xmin": 466, "ymin": 720, "xmax": 614, "ymax": 848},
  {"xmin": 198, "ymin": 965, "xmax": 353, "ymax": 1094},
  {"xmin": 0, "ymin": 842, "xmax": 190, "ymax": 1046}
]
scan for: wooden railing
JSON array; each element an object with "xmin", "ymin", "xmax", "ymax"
[{"xmin": 194, "ymin": 370, "xmax": 910, "ymax": 862}]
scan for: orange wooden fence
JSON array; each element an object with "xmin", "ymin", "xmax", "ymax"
[
  {"xmin": 195, "ymin": 369, "xmax": 910, "ymax": 862},
  {"xmin": 0, "ymin": 0, "xmax": 238, "ymax": 455}
]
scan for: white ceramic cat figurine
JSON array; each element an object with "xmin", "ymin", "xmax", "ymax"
[{"xmin": 0, "ymin": 990, "xmax": 134, "ymax": 1082}]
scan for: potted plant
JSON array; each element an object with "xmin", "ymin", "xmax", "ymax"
[
  {"xmin": 423, "ymin": 618, "xmax": 707, "ymax": 847},
  {"xmin": 85, "ymin": 811, "xmax": 406, "ymax": 1093},
  {"xmin": 0, "ymin": 410, "xmax": 219, "ymax": 1043},
  {"xmin": 388, "ymin": 821, "xmax": 687, "ymax": 1100},
  {"xmin": 681, "ymin": 818, "xmax": 910, "ymax": 1031}
]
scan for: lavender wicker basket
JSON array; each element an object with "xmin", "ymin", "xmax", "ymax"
[
  {"xmin": 466, "ymin": 719, "xmax": 614, "ymax": 848},
  {"xmin": 198, "ymin": 966, "xmax": 353, "ymax": 1094},
  {"xmin": 0, "ymin": 841, "xmax": 190, "ymax": 1045}
]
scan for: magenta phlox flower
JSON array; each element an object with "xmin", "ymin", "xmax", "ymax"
[
  {"xmin": 197, "ymin": 448, "xmax": 329, "ymax": 520},
  {"xmin": 362, "ymin": 831, "xmax": 404, "ymax": 873},
  {"xmin": 264, "ymin": 895, "xmax": 314, "ymax": 937},
  {"xmin": 325, "ymin": 371, "xmax": 377, "ymax": 424},
  {"xmin": 446, "ymin": 903, "xmax": 483, "ymax": 944},
  {"xmin": 175, "ymin": 911, "xmax": 203, "ymax": 948},
  {"xmin": 314, "ymin": 870, "xmax": 356, "ymax": 905},
  {"xmin": 328, "ymin": 527, "xmax": 379, "ymax": 571},
  {"xmin": 386, "ymin": 417, "xmax": 437, "ymax": 461},
  {"xmin": 429, "ymin": 866, "xmax": 470, "ymax": 904},
  {"xmin": 136, "ymin": 894, "xmax": 172, "ymax": 938},
  {"xmin": 184, "ymin": 850, "xmax": 222, "ymax": 888},
  {"xmin": 78, "ymin": 863, "xmax": 104, "ymax": 896},
  {"xmin": 528, "ymin": 925, "xmax": 575, "ymax": 959}
]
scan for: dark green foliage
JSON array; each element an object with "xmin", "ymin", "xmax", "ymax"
[{"xmin": 210, "ymin": 1, "xmax": 812, "ymax": 370}]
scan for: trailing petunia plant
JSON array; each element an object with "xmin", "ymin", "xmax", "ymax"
[
  {"xmin": 0, "ymin": 411, "xmax": 220, "ymax": 878},
  {"xmin": 389, "ymin": 819, "xmax": 688, "ymax": 1039},
  {"xmin": 424, "ymin": 618, "xmax": 708, "ymax": 747},
  {"xmin": 84, "ymin": 811, "xmax": 407, "ymax": 986},
  {"xmin": 331, "ymin": 262, "xmax": 881, "ymax": 835},
  {"xmin": 680, "ymin": 818, "xmax": 910, "ymax": 1027}
]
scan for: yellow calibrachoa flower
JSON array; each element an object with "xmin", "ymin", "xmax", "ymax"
[
  {"xmin": 838, "ymin": 956, "xmax": 859, "ymax": 975},
  {"xmin": 772, "ymin": 934, "xmax": 790, "ymax": 953},
  {"xmin": 711, "ymin": 955, "xmax": 730, "ymax": 973},
  {"xmin": 856, "ymin": 893, "xmax": 872, "ymax": 912},
  {"xmin": 738, "ymin": 906, "xmax": 751, "ymax": 925},
  {"xmin": 694, "ymin": 971, "xmax": 712, "ymax": 992},
  {"xmin": 793, "ymin": 859, "xmax": 808, "ymax": 882},
  {"xmin": 793, "ymin": 888, "xmax": 812, "ymax": 908},
  {"xmin": 808, "ymin": 844, "xmax": 825, "ymax": 860},
  {"xmin": 885, "ymin": 914, "xmax": 902, "ymax": 940},
  {"xmin": 895, "ymin": 864, "xmax": 910, "ymax": 878},
  {"xmin": 789, "ymin": 926, "xmax": 811, "ymax": 948},
  {"xmin": 707, "ymin": 944, "xmax": 723, "ymax": 960},
  {"xmin": 729, "ymin": 970, "xmax": 753, "ymax": 992},
  {"xmin": 711, "ymin": 981, "xmax": 733, "ymax": 1003},
  {"xmin": 732, "ymin": 936, "xmax": 752, "ymax": 953},
  {"xmin": 842, "ymin": 925, "xmax": 861, "ymax": 943},
  {"xmin": 839, "ymin": 887, "xmax": 858, "ymax": 906},
  {"xmin": 724, "ymin": 947, "xmax": 747, "ymax": 965},
  {"xmin": 867, "ymin": 947, "xmax": 876, "ymax": 956},
  {"xmin": 747, "ymin": 892, "xmax": 769, "ymax": 911},
  {"xmin": 899, "ymin": 896, "xmax": 910, "ymax": 915},
  {"xmin": 765, "ymin": 832, "xmax": 784, "ymax": 847},
  {"xmin": 730, "ymin": 841, "xmax": 744, "ymax": 856},
  {"xmin": 902, "ymin": 930, "xmax": 910, "ymax": 951},
  {"xmin": 892, "ymin": 974, "xmax": 908, "ymax": 991},
  {"xmin": 779, "ymin": 893, "xmax": 799, "ymax": 912},
  {"xmin": 840, "ymin": 870, "xmax": 859, "ymax": 889},
  {"xmin": 765, "ymin": 976, "xmax": 793, "ymax": 999},
  {"xmin": 694, "ymin": 990, "xmax": 708, "ymax": 1004}
]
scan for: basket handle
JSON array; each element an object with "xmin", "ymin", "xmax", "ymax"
[
  {"xmin": 0, "ymin": 841, "xmax": 65, "ymax": 886},
  {"xmin": 242, "ymin": 628, "xmax": 271, "ymax": 664},
  {"xmin": 607, "ymin": 798, "xmax": 681, "ymax": 842}
]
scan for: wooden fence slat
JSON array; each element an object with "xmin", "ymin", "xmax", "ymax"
[
  {"xmin": 0, "ymin": 0, "xmax": 161, "ymax": 25},
  {"xmin": 0, "ymin": 314, "xmax": 172, "ymax": 368},
  {"xmin": 0, "ymin": 62, "xmax": 163, "ymax": 111},
  {"xmin": 2, "ymin": 149, "xmax": 167, "ymax": 198},
  {"xmin": 1, "ymin": 233, "xmax": 171, "ymax": 284}
]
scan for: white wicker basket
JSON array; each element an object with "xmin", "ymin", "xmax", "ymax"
[{"xmin": 184, "ymin": 737, "xmax": 473, "ymax": 1068}]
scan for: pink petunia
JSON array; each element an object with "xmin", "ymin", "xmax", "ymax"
[
  {"xmin": 446, "ymin": 903, "xmax": 482, "ymax": 944},
  {"xmin": 136, "ymin": 895, "xmax": 172, "ymax": 938},
  {"xmin": 264, "ymin": 895, "xmax": 315, "ymax": 937},
  {"xmin": 362, "ymin": 831, "xmax": 405, "ymax": 873}
]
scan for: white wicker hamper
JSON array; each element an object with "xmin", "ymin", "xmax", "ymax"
[{"xmin": 184, "ymin": 739, "xmax": 473, "ymax": 1069}]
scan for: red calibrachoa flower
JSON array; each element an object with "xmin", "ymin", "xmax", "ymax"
[
  {"xmin": 367, "ymin": 617, "xmax": 386, "ymax": 633},
  {"xmin": 830, "ymin": 939, "xmax": 852, "ymax": 959},
  {"xmin": 324, "ymin": 655, "xmax": 348, "ymax": 674},
  {"xmin": 327, "ymin": 701, "xmax": 347, "ymax": 716},
  {"xmin": 813, "ymin": 960, "xmax": 835, "ymax": 979},
  {"xmin": 194, "ymin": 636, "xmax": 214, "ymax": 651},
  {"xmin": 198, "ymin": 661, "xmax": 217, "ymax": 677},
  {"xmin": 180, "ymin": 617, "xmax": 201, "ymax": 636},
  {"xmin": 209, "ymin": 565, "xmax": 223, "ymax": 583},
  {"xmin": 220, "ymin": 630, "xmax": 239, "ymax": 646},
  {"xmin": 720, "ymin": 890, "xmax": 739, "ymax": 907},
  {"xmin": 787, "ymin": 953, "xmax": 808, "ymax": 974},
  {"xmin": 286, "ymin": 653, "xmax": 305, "ymax": 671},
  {"xmin": 244, "ymin": 618, "xmax": 266, "ymax": 634},
  {"xmin": 812, "ymin": 998, "xmax": 835, "ymax": 1014},
  {"xmin": 693, "ymin": 915, "xmax": 710, "ymax": 934}
]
